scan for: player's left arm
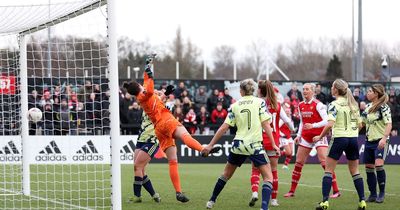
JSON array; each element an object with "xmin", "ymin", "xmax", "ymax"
[
  {"xmin": 312, "ymin": 102, "xmax": 328, "ymax": 128},
  {"xmin": 142, "ymin": 69, "xmax": 154, "ymax": 96}
]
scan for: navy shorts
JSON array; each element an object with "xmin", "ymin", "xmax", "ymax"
[
  {"xmin": 328, "ymin": 137, "xmax": 359, "ymax": 161},
  {"xmin": 227, "ymin": 152, "xmax": 269, "ymax": 167},
  {"xmin": 136, "ymin": 142, "xmax": 159, "ymax": 158},
  {"xmin": 363, "ymin": 140, "xmax": 389, "ymax": 164}
]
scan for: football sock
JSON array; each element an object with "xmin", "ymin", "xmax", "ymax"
[
  {"xmin": 321, "ymin": 161, "xmax": 339, "ymax": 193},
  {"xmin": 168, "ymin": 159, "xmax": 182, "ymax": 193},
  {"xmin": 210, "ymin": 176, "xmax": 228, "ymax": 202},
  {"xmin": 261, "ymin": 181, "xmax": 273, "ymax": 210},
  {"xmin": 290, "ymin": 162, "xmax": 304, "ymax": 193},
  {"xmin": 272, "ymin": 170, "xmax": 278, "ymax": 199},
  {"xmin": 251, "ymin": 166, "xmax": 260, "ymax": 193},
  {"xmin": 376, "ymin": 165, "xmax": 386, "ymax": 194},
  {"xmin": 322, "ymin": 172, "xmax": 333, "ymax": 202},
  {"xmin": 180, "ymin": 132, "xmax": 203, "ymax": 152},
  {"xmin": 352, "ymin": 174, "xmax": 365, "ymax": 201},
  {"xmin": 142, "ymin": 175, "xmax": 155, "ymax": 196},
  {"xmin": 133, "ymin": 176, "xmax": 143, "ymax": 197},
  {"xmin": 366, "ymin": 167, "xmax": 377, "ymax": 197},
  {"xmin": 284, "ymin": 154, "xmax": 292, "ymax": 166}
]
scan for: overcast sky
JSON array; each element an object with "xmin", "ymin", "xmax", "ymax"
[{"xmin": 2, "ymin": 0, "xmax": 400, "ymax": 60}]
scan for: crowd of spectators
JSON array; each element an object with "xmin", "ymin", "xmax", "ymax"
[
  {"xmin": 3, "ymin": 80, "xmax": 399, "ymax": 136},
  {"xmin": 27, "ymin": 80, "xmax": 110, "ymax": 135}
]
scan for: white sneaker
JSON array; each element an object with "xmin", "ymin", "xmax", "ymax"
[
  {"xmin": 249, "ymin": 192, "xmax": 259, "ymax": 207},
  {"xmin": 206, "ymin": 200, "xmax": 215, "ymax": 209},
  {"xmin": 282, "ymin": 165, "xmax": 289, "ymax": 170},
  {"xmin": 270, "ymin": 199, "xmax": 279, "ymax": 206}
]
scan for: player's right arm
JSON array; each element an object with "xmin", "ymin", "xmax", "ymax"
[
  {"xmin": 142, "ymin": 70, "xmax": 154, "ymax": 96},
  {"xmin": 313, "ymin": 102, "xmax": 335, "ymax": 142}
]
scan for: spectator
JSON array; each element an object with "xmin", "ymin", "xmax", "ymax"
[
  {"xmin": 43, "ymin": 102, "xmax": 55, "ymax": 135},
  {"xmin": 223, "ymin": 88, "xmax": 233, "ymax": 109},
  {"xmin": 210, "ymin": 102, "xmax": 228, "ymax": 132},
  {"xmin": 353, "ymin": 87, "xmax": 362, "ymax": 105},
  {"xmin": 207, "ymin": 89, "xmax": 220, "ymax": 113},
  {"xmin": 173, "ymin": 81, "xmax": 186, "ymax": 99},
  {"xmin": 194, "ymin": 86, "xmax": 208, "ymax": 112},
  {"xmin": 274, "ymin": 86, "xmax": 284, "ymax": 104},
  {"xmin": 77, "ymin": 102, "xmax": 86, "ymax": 134},
  {"xmin": 173, "ymin": 106, "xmax": 185, "ymax": 123},
  {"xmin": 28, "ymin": 90, "xmax": 41, "ymax": 110},
  {"xmin": 55, "ymin": 98, "xmax": 71, "ymax": 135},
  {"xmin": 216, "ymin": 91, "xmax": 226, "ymax": 109},
  {"xmin": 129, "ymin": 102, "xmax": 143, "ymax": 134},
  {"xmin": 182, "ymin": 96, "xmax": 194, "ymax": 115},
  {"xmin": 290, "ymin": 94, "xmax": 301, "ymax": 129},
  {"xmin": 184, "ymin": 108, "xmax": 197, "ymax": 134},
  {"xmin": 315, "ymin": 84, "xmax": 329, "ymax": 105},
  {"xmin": 86, "ymin": 92, "xmax": 102, "ymax": 135},
  {"xmin": 287, "ymin": 82, "xmax": 303, "ymax": 102},
  {"xmin": 181, "ymin": 89, "xmax": 193, "ymax": 102},
  {"xmin": 40, "ymin": 90, "xmax": 54, "ymax": 108},
  {"xmin": 102, "ymin": 89, "xmax": 111, "ymax": 134},
  {"xmin": 120, "ymin": 91, "xmax": 134, "ymax": 134},
  {"xmin": 165, "ymin": 94, "xmax": 176, "ymax": 111},
  {"xmin": 196, "ymin": 105, "xmax": 210, "ymax": 135}
]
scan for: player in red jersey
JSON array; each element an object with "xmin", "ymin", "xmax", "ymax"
[
  {"xmin": 124, "ymin": 55, "xmax": 220, "ymax": 202},
  {"xmin": 284, "ymin": 83, "xmax": 341, "ymax": 198},
  {"xmin": 279, "ymin": 104, "xmax": 294, "ymax": 170},
  {"xmin": 249, "ymin": 80, "xmax": 294, "ymax": 207}
]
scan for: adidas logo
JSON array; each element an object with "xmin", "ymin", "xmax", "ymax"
[
  {"xmin": 72, "ymin": 140, "xmax": 103, "ymax": 161},
  {"xmin": 120, "ymin": 140, "xmax": 135, "ymax": 161},
  {"xmin": 35, "ymin": 141, "xmax": 67, "ymax": 161},
  {"xmin": 0, "ymin": 141, "xmax": 22, "ymax": 162}
]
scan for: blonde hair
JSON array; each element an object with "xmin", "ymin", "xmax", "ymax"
[
  {"xmin": 240, "ymin": 79, "xmax": 256, "ymax": 96},
  {"xmin": 333, "ymin": 79, "xmax": 359, "ymax": 113},
  {"xmin": 303, "ymin": 83, "xmax": 316, "ymax": 93},
  {"xmin": 258, "ymin": 80, "xmax": 277, "ymax": 110},
  {"xmin": 369, "ymin": 84, "xmax": 388, "ymax": 113}
]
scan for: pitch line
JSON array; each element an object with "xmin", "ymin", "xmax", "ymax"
[
  {"xmin": 279, "ymin": 181, "xmax": 399, "ymax": 197},
  {"xmin": 0, "ymin": 187, "xmax": 93, "ymax": 210}
]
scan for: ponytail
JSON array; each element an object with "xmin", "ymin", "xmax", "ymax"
[
  {"xmin": 369, "ymin": 84, "xmax": 389, "ymax": 113},
  {"xmin": 345, "ymin": 88, "xmax": 359, "ymax": 113}
]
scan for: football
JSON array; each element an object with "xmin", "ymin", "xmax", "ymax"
[{"xmin": 28, "ymin": 107, "xmax": 43, "ymax": 123}]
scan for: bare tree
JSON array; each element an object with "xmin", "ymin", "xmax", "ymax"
[{"xmin": 212, "ymin": 45, "xmax": 236, "ymax": 79}]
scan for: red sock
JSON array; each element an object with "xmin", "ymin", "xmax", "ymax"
[
  {"xmin": 272, "ymin": 170, "xmax": 278, "ymax": 199},
  {"xmin": 168, "ymin": 159, "xmax": 181, "ymax": 193},
  {"xmin": 290, "ymin": 162, "xmax": 303, "ymax": 193},
  {"xmin": 284, "ymin": 154, "xmax": 292, "ymax": 166},
  {"xmin": 251, "ymin": 166, "xmax": 260, "ymax": 193},
  {"xmin": 320, "ymin": 161, "xmax": 339, "ymax": 193},
  {"xmin": 180, "ymin": 133, "xmax": 203, "ymax": 152}
]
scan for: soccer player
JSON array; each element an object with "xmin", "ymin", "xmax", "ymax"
[
  {"xmin": 279, "ymin": 105, "xmax": 294, "ymax": 170},
  {"xmin": 360, "ymin": 84, "xmax": 391, "ymax": 203},
  {"xmin": 130, "ymin": 111, "xmax": 161, "ymax": 203},
  {"xmin": 284, "ymin": 83, "xmax": 340, "ymax": 198},
  {"xmin": 124, "ymin": 56, "xmax": 220, "ymax": 202},
  {"xmin": 249, "ymin": 80, "xmax": 294, "ymax": 207},
  {"xmin": 313, "ymin": 79, "xmax": 366, "ymax": 210},
  {"xmin": 202, "ymin": 78, "xmax": 279, "ymax": 210}
]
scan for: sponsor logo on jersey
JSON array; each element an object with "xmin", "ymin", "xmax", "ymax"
[
  {"xmin": 120, "ymin": 140, "xmax": 135, "ymax": 161},
  {"xmin": 35, "ymin": 141, "xmax": 67, "ymax": 162},
  {"xmin": 72, "ymin": 140, "xmax": 103, "ymax": 161},
  {"xmin": 0, "ymin": 141, "xmax": 22, "ymax": 162}
]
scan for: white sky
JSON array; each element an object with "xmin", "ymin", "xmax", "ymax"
[{"xmin": 2, "ymin": 0, "xmax": 400, "ymax": 60}]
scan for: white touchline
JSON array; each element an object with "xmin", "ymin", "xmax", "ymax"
[
  {"xmin": 279, "ymin": 182, "xmax": 399, "ymax": 197},
  {"xmin": 0, "ymin": 187, "xmax": 94, "ymax": 210}
]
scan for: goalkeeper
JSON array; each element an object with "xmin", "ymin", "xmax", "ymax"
[{"xmin": 124, "ymin": 56, "xmax": 220, "ymax": 202}]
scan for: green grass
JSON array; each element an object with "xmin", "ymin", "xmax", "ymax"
[
  {"xmin": 1, "ymin": 164, "xmax": 399, "ymax": 209},
  {"xmin": 122, "ymin": 164, "xmax": 400, "ymax": 210}
]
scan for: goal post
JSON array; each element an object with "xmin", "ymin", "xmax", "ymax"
[{"xmin": 0, "ymin": 0, "xmax": 121, "ymax": 209}]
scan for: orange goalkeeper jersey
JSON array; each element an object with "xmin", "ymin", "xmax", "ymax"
[{"xmin": 136, "ymin": 73, "xmax": 170, "ymax": 127}]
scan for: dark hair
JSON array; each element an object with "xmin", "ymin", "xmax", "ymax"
[
  {"xmin": 123, "ymin": 81, "xmax": 141, "ymax": 96},
  {"xmin": 258, "ymin": 80, "xmax": 277, "ymax": 110},
  {"xmin": 369, "ymin": 84, "xmax": 388, "ymax": 113}
]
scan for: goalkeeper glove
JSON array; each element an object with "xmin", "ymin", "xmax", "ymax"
[
  {"xmin": 164, "ymin": 85, "xmax": 175, "ymax": 96},
  {"xmin": 144, "ymin": 66, "xmax": 153, "ymax": 78}
]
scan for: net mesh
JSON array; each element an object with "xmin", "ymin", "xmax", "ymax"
[{"xmin": 0, "ymin": 1, "xmax": 111, "ymax": 209}]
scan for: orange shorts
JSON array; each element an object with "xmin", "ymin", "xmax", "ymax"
[{"xmin": 154, "ymin": 113, "xmax": 182, "ymax": 151}]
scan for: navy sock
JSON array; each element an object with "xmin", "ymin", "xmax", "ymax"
[
  {"xmin": 210, "ymin": 176, "xmax": 227, "ymax": 202},
  {"xmin": 365, "ymin": 167, "xmax": 377, "ymax": 197},
  {"xmin": 322, "ymin": 172, "xmax": 332, "ymax": 202},
  {"xmin": 352, "ymin": 174, "xmax": 365, "ymax": 201},
  {"xmin": 261, "ymin": 181, "xmax": 273, "ymax": 210},
  {"xmin": 133, "ymin": 176, "xmax": 143, "ymax": 197},
  {"xmin": 142, "ymin": 175, "xmax": 155, "ymax": 196},
  {"xmin": 376, "ymin": 166, "xmax": 386, "ymax": 194}
]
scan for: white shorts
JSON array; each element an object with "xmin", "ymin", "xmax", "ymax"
[
  {"xmin": 265, "ymin": 149, "xmax": 280, "ymax": 158},
  {"xmin": 280, "ymin": 137, "xmax": 294, "ymax": 147},
  {"xmin": 299, "ymin": 137, "xmax": 328, "ymax": 149}
]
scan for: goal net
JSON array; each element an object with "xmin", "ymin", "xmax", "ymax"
[{"xmin": 0, "ymin": 0, "xmax": 116, "ymax": 209}]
